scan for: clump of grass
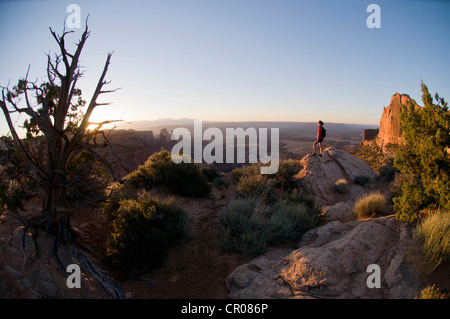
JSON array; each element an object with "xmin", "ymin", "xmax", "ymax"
[
  {"xmin": 415, "ymin": 285, "xmax": 447, "ymax": 299},
  {"xmin": 353, "ymin": 192, "xmax": 386, "ymax": 219},
  {"xmin": 218, "ymin": 197, "xmax": 319, "ymax": 255},
  {"xmin": 411, "ymin": 210, "xmax": 450, "ymax": 274},
  {"xmin": 334, "ymin": 179, "xmax": 348, "ymax": 194}
]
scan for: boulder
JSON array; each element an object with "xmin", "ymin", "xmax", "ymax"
[
  {"xmin": 226, "ymin": 216, "xmax": 422, "ymax": 299},
  {"xmin": 294, "ymin": 147, "xmax": 379, "ymax": 206}
]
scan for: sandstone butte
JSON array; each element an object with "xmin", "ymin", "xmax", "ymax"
[{"xmin": 364, "ymin": 92, "xmax": 421, "ymax": 148}]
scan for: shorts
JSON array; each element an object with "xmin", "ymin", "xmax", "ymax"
[{"xmin": 317, "ymin": 138, "xmax": 323, "ymax": 143}]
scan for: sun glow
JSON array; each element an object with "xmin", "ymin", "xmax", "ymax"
[{"xmin": 86, "ymin": 105, "xmax": 123, "ymax": 132}]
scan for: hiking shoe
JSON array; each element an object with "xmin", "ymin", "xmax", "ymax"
[
  {"xmin": 318, "ymin": 154, "xmax": 323, "ymax": 157},
  {"xmin": 311, "ymin": 153, "xmax": 317, "ymax": 156}
]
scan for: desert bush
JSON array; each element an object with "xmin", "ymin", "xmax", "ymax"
[
  {"xmin": 271, "ymin": 159, "xmax": 300, "ymax": 190},
  {"xmin": 334, "ymin": 179, "xmax": 348, "ymax": 194},
  {"xmin": 378, "ymin": 165, "xmax": 399, "ymax": 181},
  {"xmin": 269, "ymin": 203, "xmax": 317, "ymax": 243},
  {"xmin": 389, "ymin": 172, "xmax": 416, "ymax": 199},
  {"xmin": 353, "ymin": 192, "xmax": 386, "ymax": 219},
  {"xmin": 353, "ymin": 175, "xmax": 370, "ymax": 186},
  {"xmin": 237, "ymin": 174, "xmax": 273, "ymax": 198},
  {"xmin": 231, "ymin": 164, "xmax": 260, "ymax": 182},
  {"xmin": 213, "ymin": 177, "xmax": 229, "ymax": 190},
  {"xmin": 106, "ymin": 192, "xmax": 189, "ymax": 272},
  {"xmin": 0, "ymin": 180, "xmax": 23, "ymax": 213},
  {"xmin": 355, "ymin": 140, "xmax": 385, "ymax": 171},
  {"xmin": 393, "ymin": 181, "xmax": 430, "ymax": 222},
  {"xmin": 201, "ymin": 165, "xmax": 221, "ymax": 182},
  {"xmin": 217, "ymin": 197, "xmax": 268, "ymax": 254},
  {"xmin": 411, "ymin": 210, "xmax": 450, "ymax": 274},
  {"xmin": 124, "ymin": 149, "xmax": 211, "ymax": 198},
  {"xmin": 415, "ymin": 285, "xmax": 447, "ymax": 299},
  {"xmin": 232, "ymin": 160, "xmax": 299, "ymax": 202},
  {"xmin": 218, "ymin": 197, "xmax": 318, "ymax": 255},
  {"xmin": 102, "ymin": 183, "xmax": 137, "ymax": 220}
]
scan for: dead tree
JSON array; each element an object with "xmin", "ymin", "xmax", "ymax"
[{"xmin": 0, "ymin": 22, "xmax": 125, "ymax": 298}]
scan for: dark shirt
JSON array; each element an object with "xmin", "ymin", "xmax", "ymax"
[{"xmin": 317, "ymin": 126, "xmax": 323, "ymax": 140}]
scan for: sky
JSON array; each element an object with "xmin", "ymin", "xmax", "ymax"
[{"xmin": 1, "ymin": 0, "xmax": 449, "ymax": 137}]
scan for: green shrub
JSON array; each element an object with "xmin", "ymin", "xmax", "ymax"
[
  {"xmin": 213, "ymin": 177, "xmax": 229, "ymax": 190},
  {"xmin": 201, "ymin": 165, "xmax": 221, "ymax": 182},
  {"xmin": 232, "ymin": 160, "xmax": 300, "ymax": 202},
  {"xmin": 334, "ymin": 179, "xmax": 348, "ymax": 194},
  {"xmin": 106, "ymin": 192, "xmax": 189, "ymax": 272},
  {"xmin": 218, "ymin": 197, "xmax": 318, "ymax": 255},
  {"xmin": 102, "ymin": 183, "xmax": 137, "ymax": 220},
  {"xmin": 389, "ymin": 172, "xmax": 415, "ymax": 199},
  {"xmin": 378, "ymin": 165, "xmax": 399, "ymax": 181},
  {"xmin": 393, "ymin": 83, "xmax": 450, "ymax": 222},
  {"xmin": 124, "ymin": 149, "xmax": 211, "ymax": 198},
  {"xmin": 167, "ymin": 162, "xmax": 212, "ymax": 198},
  {"xmin": 0, "ymin": 180, "xmax": 23, "ymax": 213},
  {"xmin": 237, "ymin": 174, "xmax": 273, "ymax": 198},
  {"xmin": 269, "ymin": 203, "xmax": 317, "ymax": 242},
  {"xmin": 271, "ymin": 159, "xmax": 300, "ymax": 190},
  {"xmin": 411, "ymin": 210, "xmax": 450, "ymax": 274},
  {"xmin": 353, "ymin": 192, "xmax": 386, "ymax": 219},
  {"xmin": 217, "ymin": 198, "xmax": 268, "ymax": 254},
  {"xmin": 393, "ymin": 181, "xmax": 429, "ymax": 222}
]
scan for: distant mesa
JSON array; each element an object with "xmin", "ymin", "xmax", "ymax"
[
  {"xmin": 159, "ymin": 128, "xmax": 172, "ymax": 143},
  {"xmin": 362, "ymin": 128, "xmax": 379, "ymax": 142},
  {"xmin": 117, "ymin": 118, "xmax": 196, "ymax": 131}
]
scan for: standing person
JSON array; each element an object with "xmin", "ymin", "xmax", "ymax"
[{"xmin": 312, "ymin": 120, "xmax": 326, "ymax": 157}]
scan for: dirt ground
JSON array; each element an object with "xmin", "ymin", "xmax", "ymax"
[
  {"xmin": 1, "ymin": 172, "xmax": 449, "ymax": 299},
  {"xmin": 72, "ymin": 176, "xmax": 253, "ymax": 299}
]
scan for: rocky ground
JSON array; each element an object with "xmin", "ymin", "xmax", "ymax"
[
  {"xmin": 226, "ymin": 148, "xmax": 448, "ymax": 299},
  {"xmin": 0, "ymin": 147, "xmax": 448, "ymax": 299},
  {"xmin": 0, "ymin": 175, "xmax": 250, "ymax": 299}
]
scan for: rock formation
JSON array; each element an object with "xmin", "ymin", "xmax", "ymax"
[
  {"xmin": 226, "ymin": 147, "xmax": 423, "ymax": 299},
  {"xmin": 294, "ymin": 147, "xmax": 379, "ymax": 207},
  {"xmin": 362, "ymin": 129, "xmax": 379, "ymax": 142},
  {"xmin": 95, "ymin": 129, "xmax": 175, "ymax": 178},
  {"xmin": 376, "ymin": 93, "xmax": 420, "ymax": 148},
  {"xmin": 226, "ymin": 216, "xmax": 422, "ymax": 299},
  {"xmin": 361, "ymin": 93, "xmax": 420, "ymax": 148}
]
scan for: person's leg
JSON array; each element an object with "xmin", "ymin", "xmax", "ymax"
[
  {"xmin": 312, "ymin": 141, "xmax": 317, "ymax": 154},
  {"xmin": 319, "ymin": 142, "xmax": 323, "ymax": 155}
]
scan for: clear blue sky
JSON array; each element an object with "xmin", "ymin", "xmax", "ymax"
[{"xmin": 1, "ymin": 0, "xmax": 449, "ymax": 136}]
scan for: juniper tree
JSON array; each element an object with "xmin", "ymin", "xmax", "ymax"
[
  {"xmin": 393, "ymin": 82, "xmax": 450, "ymax": 222},
  {"xmin": 0, "ymin": 22, "xmax": 124, "ymax": 298}
]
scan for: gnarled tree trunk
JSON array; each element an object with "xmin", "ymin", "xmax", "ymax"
[{"xmin": 1, "ymin": 21, "xmax": 125, "ymax": 299}]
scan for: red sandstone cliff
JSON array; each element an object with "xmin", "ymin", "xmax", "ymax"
[{"xmin": 376, "ymin": 93, "xmax": 420, "ymax": 147}]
